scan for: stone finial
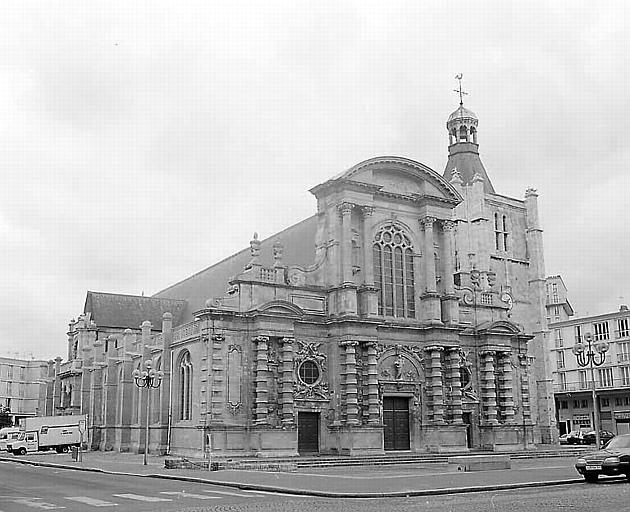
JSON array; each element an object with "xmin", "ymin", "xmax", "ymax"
[
  {"xmin": 272, "ymin": 239, "xmax": 284, "ymax": 267},
  {"xmin": 124, "ymin": 328, "xmax": 132, "ymax": 335},
  {"xmin": 141, "ymin": 320, "xmax": 152, "ymax": 329},
  {"xmin": 450, "ymin": 168, "xmax": 463, "ymax": 186},
  {"xmin": 525, "ymin": 187, "xmax": 538, "ymax": 198},
  {"xmin": 245, "ymin": 232, "xmax": 261, "ymax": 270},
  {"xmin": 472, "ymin": 172, "xmax": 484, "ymax": 183},
  {"xmin": 163, "ymin": 312, "xmax": 172, "ymax": 321}
]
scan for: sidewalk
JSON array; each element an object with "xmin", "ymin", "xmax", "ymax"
[{"xmin": 0, "ymin": 450, "xmax": 612, "ymax": 498}]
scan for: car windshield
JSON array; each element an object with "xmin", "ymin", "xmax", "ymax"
[
  {"xmin": 17, "ymin": 432, "xmax": 25, "ymax": 441},
  {"xmin": 604, "ymin": 435, "xmax": 630, "ymax": 450}
]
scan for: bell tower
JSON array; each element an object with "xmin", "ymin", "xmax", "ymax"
[{"xmin": 443, "ymin": 76, "xmax": 495, "ymax": 194}]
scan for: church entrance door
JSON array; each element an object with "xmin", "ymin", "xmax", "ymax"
[
  {"xmin": 383, "ymin": 397, "xmax": 410, "ymax": 451},
  {"xmin": 298, "ymin": 412, "xmax": 319, "ymax": 454}
]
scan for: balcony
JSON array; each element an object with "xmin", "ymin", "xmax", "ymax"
[
  {"xmin": 554, "ymin": 378, "xmax": 630, "ymax": 393},
  {"xmin": 618, "ymin": 353, "xmax": 630, "ymax": 363},
  {"xmin": 615, "ymin": 330, "xmax": 630, "ymax": 339}
]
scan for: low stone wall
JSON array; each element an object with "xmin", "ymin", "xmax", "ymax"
[{"xmin": 164, "ymin": 458, "xmax": 297, "ymax": 472}]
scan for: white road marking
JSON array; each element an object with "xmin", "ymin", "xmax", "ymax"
[
  {"xmin": 65, "ymin": 496, "xmax": 118, "ymax": 507},
  {"xmin": 11, "ymin": 498, "xmax": 65, "ymax": 509},
  {"xmin": 160, "ymin": 491, "xmax": 219, "ymax": 499},
  {"xmin": 112, "ymin": 493, "xmax": 172, "ymax": 502}
]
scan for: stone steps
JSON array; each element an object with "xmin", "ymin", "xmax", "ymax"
[
  {"xmin": 166, "ymin": 447, "xmax": 589, "ymax": 471},
  {"xmin": 232, "ymin": 447, "xmax": 588, "ymax": 468}
]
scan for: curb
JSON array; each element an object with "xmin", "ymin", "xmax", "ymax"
[{"xmin": 1, "ymin": 456, "xmax": 619, "ymax": 498}]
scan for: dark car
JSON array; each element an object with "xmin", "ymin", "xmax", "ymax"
[
  {"xmin": 582, "ymin": 430, "xmax": 615, "ymax": 446},
  {"xmin": 567, "ymin": 429, "xmax": 590, "ymax": 445},
  {"xmin": 575, "ymin": 433, "xmax": 630, "ymax": 482}
]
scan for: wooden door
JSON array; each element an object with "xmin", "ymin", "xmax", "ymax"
[
  {"xmin": 383, "ymin": 397, "xmax": 410, "ymax": 451},
  {"xmin": 298, "ymin": 412, "xmax": 319, "ymax": 454}
]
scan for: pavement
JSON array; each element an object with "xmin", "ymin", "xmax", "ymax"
[{"xmin": 0, "ymin": 449, "xmax": 624, "ymax": 498}]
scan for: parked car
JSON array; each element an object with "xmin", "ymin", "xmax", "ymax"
[
  {"xmin": 582, "ymin": 430, "xmax": 615, "ymax": 446},
  {"xmin": 558, "ymin": 433, "xmax": 569, "ymax": 445},
  {"xmin": 575, "ymin": 433, "xmax": 630, "ymax": 482},
  {"xmin": 567, "ymin": 429, "xmax": 590, "ymax": 445}
]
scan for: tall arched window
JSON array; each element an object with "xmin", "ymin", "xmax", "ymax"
[
  {"xmin": 132, "ymin": 363, "xmax": 140, "ymax": 424},
  {"xmin": 373, "ymin": 224, "xmax": 415, "ymax": 318},
  {"xmin": 178, "ymin": 351, "xmax": 193, "ymax": 421},
  {"xmin": 152, "ymin": 358, "xmax": 161, "ymax": 424}
]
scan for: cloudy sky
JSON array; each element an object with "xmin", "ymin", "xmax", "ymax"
[{"xmin": 1, "ymin": 1, "xmax": 628, "ymax": 359}]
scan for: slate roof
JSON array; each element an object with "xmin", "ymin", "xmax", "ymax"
[
  {"xmin": 84, "ymin": 291, "xmax": 187, "ymax": 330},
  {"xmin": 153, "ymin": 215, "xmax": 319, "ymax": 323}
]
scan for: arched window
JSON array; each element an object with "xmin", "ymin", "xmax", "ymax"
[
  {"xmin": 132, "ymin": 363, "xmax": 140, "ymax": 424},
  {"xmin": 152, "ymin": 358, "xmax": 161, "ymax": 424},
  {"xmin": 373, "ymin": 225, "xmax": 415, "ymax": 318},
  {"xmin": 459, "ymin": 125, "xmax": 468, "ymax": 142},
  {"xmin": 178, "ymin": 351, "xmax": 193, "ymax": 421}
]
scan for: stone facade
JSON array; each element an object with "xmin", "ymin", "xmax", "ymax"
[{"xmin": 45, "ymin": 102, "xmax": 556, "ymax": 456}]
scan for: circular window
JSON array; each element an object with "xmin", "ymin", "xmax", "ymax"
[{"xmin": 298, "ymin": 360, "xmax": 321, "ymax": 386}]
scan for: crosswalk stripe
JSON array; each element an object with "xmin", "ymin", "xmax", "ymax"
[
  {"xmin": 112, "ymin": 494, "xmax": 172, "ymax": 502},
  {"xmin": 11, "ymin": 498, "xmax": 65, "ymax": 510},
  {"xmin": 160, "ymin": 491, "xmax": 219, "ymax": 499},
  {"xmin": 65, "ymin": 497, "xmax": 117, "ymax": 507}
]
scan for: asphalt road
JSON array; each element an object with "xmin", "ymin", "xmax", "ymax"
[
  {"xmin": 2, "ymin": 459, "xmax": 630, "ymax": 512},
  {"xmin": 0, "ymin": 461, "xmax": 295, "ymax": 511}
]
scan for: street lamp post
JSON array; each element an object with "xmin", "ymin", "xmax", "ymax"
[
  {"xmin": 133, "ymin": 360, "xmax": 163, "ymax": 466},
  {"xmin": 572, "ymin": 332, "xmax": 609, "ymax": 448}
]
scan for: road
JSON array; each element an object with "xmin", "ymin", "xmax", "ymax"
[
  {"xmin": 1, "ymin": 460, "xmax": 630, "ymax": 511},
  {"xmin": 0, "ymin": 461, "xmax": 292, "ymax": 511}
]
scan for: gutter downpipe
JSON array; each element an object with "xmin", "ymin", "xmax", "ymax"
[{"xmin": 166, "ymin": 347, "xmax": 174, "ymax": 454}]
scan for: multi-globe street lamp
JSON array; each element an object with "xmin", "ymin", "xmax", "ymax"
[
  {"xmin": 572, "ymin": 332, "xmax": 609, "ymax": 448},
  {"xmin": 133, "ymin": 360, "xmax": 163, "ymax": 465}
]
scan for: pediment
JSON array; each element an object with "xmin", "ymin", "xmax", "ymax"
[
  {"xmin": 330, "ymin": 157, "xmax": 462, "ymax": 203},
  {"xmin": 477, "ymin": 320, "xmax": 523, "ymax": 335},
  {"xmin": 256, "ymin": 300, "xmax": 304, "ymax": 317}
]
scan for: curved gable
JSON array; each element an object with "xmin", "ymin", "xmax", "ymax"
[{"xmin": 341, "ymin": 156, "xmax": 462, "ymax": 203}]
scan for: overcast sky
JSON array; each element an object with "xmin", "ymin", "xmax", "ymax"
[{"xmin": 1, "ymin": 1, "xmax": 628, "ymax": 359}]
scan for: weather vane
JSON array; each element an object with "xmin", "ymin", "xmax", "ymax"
[{"xmin": 454, "ymin": 73, "xmax": 468, "ymax": 106}]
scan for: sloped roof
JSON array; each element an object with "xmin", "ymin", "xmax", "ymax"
[
  {"xmin": 84, "ymin": 291, "xmax": 187, "ymax": 330},
  {"xmin": 153, "ymin": 215, "xmax": 319, "ymax": 323}
]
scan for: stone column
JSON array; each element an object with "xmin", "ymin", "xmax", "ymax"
[
  {"xmin": 498, "ymin": 351, "xmax": 515, "ymax": 423},
  {"xmin": 365, "ymin": 341, "xmax": 380, "ymax": 425},
  {"xmin": 441, "ymin": 221, "xmax": 456, "ymax": 294},
  {"xmin": 341, "ymin": 341, "xmax": 360, "ymax": 425},
  {"xmin": 447, "ymin": 348, "xmax": 463, "ymax": 424},
  {"xmin": 361, "ymin": 206, "xmax": 375, "ymax": 286},
  {"xmin": 421, "ymin": 217, "xmax": 438, "ymax": 293},
  {"xmin": 280, "ymin": 337, "xmax": 295, "ymax": 426},
  {"xmin": 253, "ymin": 336, "xmax": 270, "ymax": 425},
  {"xmin": 425, "ymin": 346, "xmax": 445, "ymax": 424},
  {"xmin": 518, "ymin": 354, "xmax": 532, "ymax": 423},
  {"xmin": 338, "ymin": 202, "xmax": 354, "ymax": 284},
  {"xmin": 480, "ymin": 350, "xmax": 499, "ymax": 425},
  {"xmin": 209, "ymin": 333, "xmax": 225, "ymax": 422}
]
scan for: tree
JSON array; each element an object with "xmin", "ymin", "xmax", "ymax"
[{"xmin": 0, "ymin": 407, "xmax": 12, "ymax": 428}]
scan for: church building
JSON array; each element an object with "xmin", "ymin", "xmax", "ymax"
[{"xmin": 46, "ymin": 99, "xmax": 557, "ymax": 457}]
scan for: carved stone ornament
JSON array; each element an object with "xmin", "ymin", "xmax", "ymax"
[
  {"xmin": 287, "ymin": 268, "xmax": 306, "ymax": 286},
  {"xmin": 293, "ymin": 340, "xmax": 329, "ymax": 401},
  {"xmin": 377, "ymin": 345, "xmax": 423, "ymax": 383}
]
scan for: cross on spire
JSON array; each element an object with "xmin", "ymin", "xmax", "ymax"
[{"xmin": 454, "ymin": 73, "xmax": 468, "ymax": 106}]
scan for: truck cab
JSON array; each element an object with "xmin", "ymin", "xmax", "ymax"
[{"xmin": 0, "ymin": 427, "xmax": 20, "ymax": 452}]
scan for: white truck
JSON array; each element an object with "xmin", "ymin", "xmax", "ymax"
[
  {"xmin": 6, "ymin": 415, "xmax": 86, "ymax": 455},
  {"xmin": 0, "ymin": 427, "xmax": 20, "ymax": 452}
]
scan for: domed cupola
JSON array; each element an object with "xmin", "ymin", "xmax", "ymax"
[{"xmin": 443, "ymin": 77, "xmax": 495, "ymax": 194}]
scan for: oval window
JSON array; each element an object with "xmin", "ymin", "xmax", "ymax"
[{"xmin": 298, "ymin": 360, "xmax": 320, "ymax": 385}]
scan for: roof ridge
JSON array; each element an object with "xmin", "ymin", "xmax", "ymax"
[{"xmin": 152, "ymin": 215, "xmax": 318, "ymax": 297}]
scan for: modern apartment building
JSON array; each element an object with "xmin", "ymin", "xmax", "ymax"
[
  {"xmin": 550, "ymin": 305, "xmax": 630, "ymax": 436},
  {"xmin": 0, "ymin": 356, "xmax": 48, "ymax": 424}
]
